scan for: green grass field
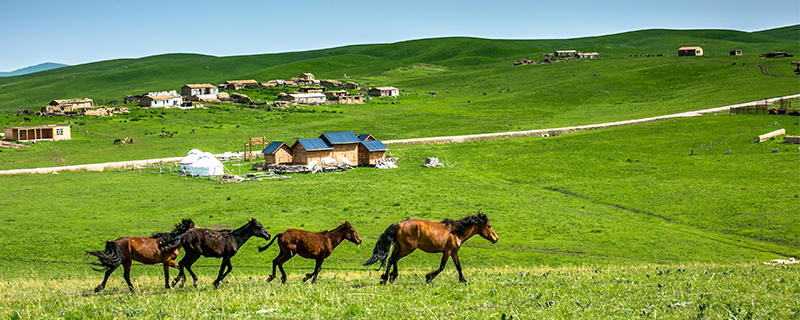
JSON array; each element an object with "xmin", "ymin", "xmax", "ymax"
[
  {"xmin": 1, "ymin": 112, "xmax": 799, "ymax": 319},
  {"xmin": 1, "ymin": 26, "xmax": 799, "ymax": 319}
]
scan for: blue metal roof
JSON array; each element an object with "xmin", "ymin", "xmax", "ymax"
[
  {"xmin": 296, "ymin": 138, "xmax": 333, "ymax": 151},
  {"xmin": 361, "ymin": 140, "xmax": 388, "ymax": 151},
  {"xmin": 320, "ymin": 131, "xmax": 360, "ymax": 144},
  {"xmin": 262, "ymin": 141, "xmax": 286, "ymax": 154},
  {"xmin": 357, "ymin": 134, "xmax": 373, "ymax": 141}
]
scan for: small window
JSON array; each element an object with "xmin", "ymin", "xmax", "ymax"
[{"xmin": 56, "ymin": 129, "xmax": 63, "ymax": 135}]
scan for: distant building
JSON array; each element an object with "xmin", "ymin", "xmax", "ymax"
[
  {"xmin": 298, "ymin": 87, "xmax": 324, "ymax": 93},
  {"xmin": 324, "ymin": 90, "xmax": 364, "ymax": 104},
  {"xmin": 368, "ymin": 87, "xmax": 399, "ymax": 97},
  {"xmin": 49, "ymin": 98, "xmax": 93, "ymax": 112},
  {"xmin": 555, "ymin": 50, "xmax": 578, "ymax": 57},
  {"xmin": 578, "ymin": 52, "xmax": 600, "ymax": 59},
  {"xmin": 139, "ymin": 90, "xmax": 183, "ymax": 108},
  {"xmin": 5, "ymin": 124, "xmax": 71, "ymax": 141},
  {"xmin": 280, "ymin": 93, "xmax": 326, "ymax": 105},
  {"xmin": 760, "ymin": 51, "xmax": 794, "ymax": 58},
  {"xmin": 182, "ymin": 84, "xmax": 219, "ymax": 100},
  {"xmin": 678, "ymin": 46, "xmax": 703, "ymax": 56},
  {"xmin": 299, "ymin": 73, "xmax": 315, "ymax": 81},
  {"xmin": 730, "ymin": 50, "xmax": 742, "ymax": 56},
  {"xmin": 224, "ymin": 80, "xmax": 259, "ymax": 90},
  {"xmin": 292, "ymin": 138, "xmax": 334, "ymax": 165}
]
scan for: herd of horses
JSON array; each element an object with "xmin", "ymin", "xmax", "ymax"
[{"xmin": 87, "ymin": 213, "xmax": 498, "ymax": 292}]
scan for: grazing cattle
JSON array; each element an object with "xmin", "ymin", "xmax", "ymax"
[
  {"xmin": 363, "ymin": 212, "xmax": 498, "ymax": 284},
  {"xmin": 87, "ymin": 219, "xmax": 196, "ymax": 292},
  {"xmin": 113, "ymin": 139, "xmax": 122, "ymax": 145},
  {"xmin": 170, "ymin": 219, "xmax": 271, "ymax": 288},
  {"xmin": 259, "ymin": 222, "xmax": 361, "ymax": 284}
]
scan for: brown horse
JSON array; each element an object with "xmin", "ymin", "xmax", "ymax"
[
  {"xmin": 258, "ymin": 222, "xmax": 361, "ymax": 284},
  {"xmin": 87, "ymin": 219, "xmax": 196, "ymax": 292},
  {"xmin": 363, "ymin": 213, "xmax": 497, "ymax": 284},
  {"xmin": 170, "ymin": 218, "xmax": 271, "ymax": 288}
]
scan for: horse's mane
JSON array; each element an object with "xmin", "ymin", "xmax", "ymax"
[
  {"xmin": 441, "ymin": 213, "xmax": 488, "ymax": 236},
  {"xmin": 151, "ymin": 219, "xmax": 195, "ymax": 240}
]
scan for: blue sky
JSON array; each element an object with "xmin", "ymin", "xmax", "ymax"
[{"xmin": 1, "ymin": 0, "xmax": 797, "ymax": 72}]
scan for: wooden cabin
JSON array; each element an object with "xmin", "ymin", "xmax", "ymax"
[
  {"xmin": 320, "ymin": 131, "xmax": 360, "ymax": 165},
  {"xmin": 262, "ymin": 141, "xmax": 293, "ymax": 165},
  {"xmin": 291, "ymin": 138, "xmax": 333, "ymax": 165},
  {"xmin": 358, "ymin": 140, "xmax": 388, "ymax": 166},
  {"xmin": 5, "ymin": 124, "xmax": 71, "ymax": 141}
]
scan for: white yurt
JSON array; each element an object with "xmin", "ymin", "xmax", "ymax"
[
  {"xmin": 180, "ymin": 149, "xmax": 204, "ymax": 173},
  {"xmin": 188, "ymin": 152, "xmax": 225, "ymax": 176}
]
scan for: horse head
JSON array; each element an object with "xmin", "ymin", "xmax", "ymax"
[
  {"xmin": 249, "ymin": 218, "xmax": 271, "ymax": 240},
  {"xmin": 342, "ymin": 221, "xmax": 361, "ymax": 245},
  {"xmin": 477, "ymin": 214, "xmax": 498, "ymax": 244}
]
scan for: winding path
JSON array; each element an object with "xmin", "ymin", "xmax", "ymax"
[{"xmin": 2, "ymin": 94, "xmax": 799, "ymax": 176}]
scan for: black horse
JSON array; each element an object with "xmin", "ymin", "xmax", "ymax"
[{"xmin": 169, "ymin": 218, "xmax": 270, "ymax": 288}]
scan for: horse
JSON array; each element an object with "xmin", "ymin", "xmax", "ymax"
[
  {"xmin": 113, "ymin": 139, "xmax": 122, "ymax": 145},
  {"xmin": 363, "ymin": 212, "xmax": 497, "ymax": 284},
  {"xmin": 258, "ymin": 222, "xmax": 361, "ymax": 284},
  {"xmin": 87, "ymin": 219, "xmax": 196, "ymax": 292},
  {"xmin": 170, "ymin": 218, "xmax": 271, "ymax": 288}
]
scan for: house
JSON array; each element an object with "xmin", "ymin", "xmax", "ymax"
[
  {"xmin": 578, "ymin": 52, "xmax": 599, "ymax": 59},
  {"xmin": 330, "ymin": 95, "xmax": 363, "ymax": 104},
  {"xmin": 730, "ymin": 50, "xmax": 742, "ymax": 56},
  {"xmin": 5, "ymin": 124, "xmax": 71, "ymax": 141},
  {"xmin": 358, "ymin": 140, "xmax": 388, "ymax": 166},
  {"xmin": 344, "ymin": 82, "xmax": 360, "ymax": 90},
  {"xmin": 138, "ymin": 91, "xmax": 183, "ymax": 108},
  {"xmin": 319, "ymin": 131, "xmax": 361, "ymax": 165},
  {"xmin": 678, "ymin": 46, "xmax": 703, "ymax": 56},
  {"xmin": 181, "ymin": 84, "xmax": 219, "ymax": 100},
  {"xmin": 299, "ymin": 73, "xmax": 315, "ymax": 81},
  {"xmin": 368, "ymin": 87, "xmax": 399, "ymax": 97},
  {"xmin": 279, "ymin": 93, "xmax": 326, "ymax": 105},
  {"xmin": 49, "ymin": 98, "xmax": 93, "ymax": 112},
  {"xmin": 555, "ymin": 50, "xmax": 578, "ymax": 57},
  {"xmin": 357, "ymin": 134, "xmax": 376, "ymax": 141},
  {"xmin": 292, "ymin": 138, "xmax": 333, "ymax": 165},
  {"xmin": 262, "ymin": 141, "xmax": 293, "ymax": 165},
  {"xmin": 224, "ymin": 80, "xmax": 259, "ymax": 90},
  {"xmin": 324, "ymin": 90, "xmax": 364, "ymax": 104}
]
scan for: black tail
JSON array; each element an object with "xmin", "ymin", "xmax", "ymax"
[
  {"xmin": 362, "ymin": 223, "xmax": 399, "ymax": 269},
  {"xmin": 258, "ymin": 234, "xmax": 281, "ymax": 252},
  {"xmin": 87, "ymin": 241, "xmax": 124, "ymax": 272},
  {"xmin": 158, "ymin": 218, "xmax": 196, "ymax": 252}
]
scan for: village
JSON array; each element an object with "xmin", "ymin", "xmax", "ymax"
[{"xmin": 3, "ymin": 72, "xmax": 403, "ymax": 177}]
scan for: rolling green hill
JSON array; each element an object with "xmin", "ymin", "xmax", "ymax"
[{"xmin": 0, "ymin": 25, "xmax": 796, "ymax": 111}]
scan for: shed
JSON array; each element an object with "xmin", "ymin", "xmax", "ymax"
[
  {"xmin": 678, "ymin": 46, "xmax": 703, "ymax": 56},
  {"xmin": 555, "ymin": 50, "xmax": 578, "ymax": 57},
  {"xmin": 262, "ymin": 141, "xmax": 293, "ymax": 165},
  {"xmin": 4, "ymin": 124, "xmax": 71, "ymax": 141},
  {"xmin": 357, "ymin": 134, "xmax": 376, "ymax": 141},
  {"xmin": 319, "ymin": 131, "xmax": 361, "ymax": 164},
  {"xmin": 182, "ymin": 84, "xmax": 219, "ymax": 100},
  {"xmin": 292, "ymin": 138, "xmax": 333, "ymax": 165},
  {"xmin": 299, "ymin": 73, "xmax": 315, "ymax": 81},
  {"xmin": 730, "ymin": 50, "xmax": 742, "ymax": 56},
  {"xmin": 139, "ymin": 91, "xmax": 183, "ymax": 108},
  {"xmin": 358, "ymin": 140, "xmax": 388, "ymax": 166}
]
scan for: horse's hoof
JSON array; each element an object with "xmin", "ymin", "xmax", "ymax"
[
  {"xmin": 266, "ymin": 276, "xmax": 275, "ymax": 283},
  {"xmin": 281, "ymin": 278, "xmax": 286, "ymax": 284},
  {"xmin": 379, "ymin": 280, "xmax": 387, "ymax": 285},
  {"xmin": 94, "ymin": 286, "xmax": 104, "ymax": 293}
]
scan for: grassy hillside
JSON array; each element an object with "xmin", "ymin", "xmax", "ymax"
[{"xmin": 0, "ymin": 26, "xmax": 797, "ymax": 112}]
